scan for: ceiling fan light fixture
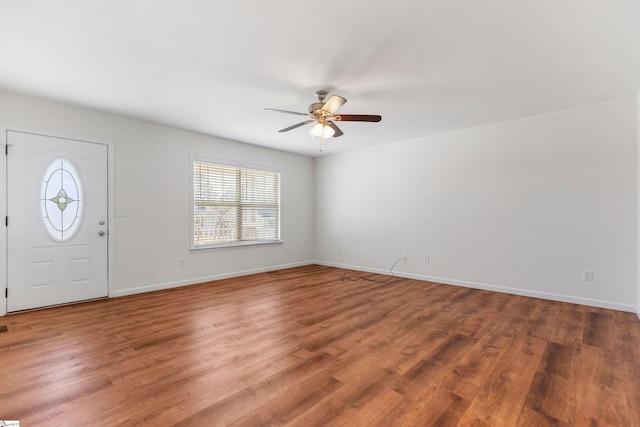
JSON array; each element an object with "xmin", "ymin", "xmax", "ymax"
[
  {"xmin": 310, "ymin": 122, "xmax": 324, "ymax": 137},
  {"xmin": 322, "ymin": 124, "xmax": 335, "ymax": 139},
  {"xmin": 308, "ymin": 122, "xmax": 335, "ymax": 140}
]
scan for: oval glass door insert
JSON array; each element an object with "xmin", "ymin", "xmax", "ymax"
[{"xmin": 40, "ymin": 159, "xmax": 83, "ymax": 241}]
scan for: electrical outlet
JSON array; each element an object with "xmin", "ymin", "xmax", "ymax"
[
  {"xmin": 116, "ymin": 207, "xmax": 131, "ymax": 217},
  {"xmin": 401, "ymin": 253, "xmax": 407, "ymax": 262},
  {"xmin": 283, "ymin": 247, "xmax": 288, "ymax": 254},
  {"xmin": 423, "ymin": 255, "xmax": 430, "ymax": 264},
  {"xmin": 179, "ymin": 258, "xmax": 186, "ymax": 268},
  {"xmin": 337, "ymin": 246, "xmax": 342, "ymax": 255},
  {"xmin": 583, "ymin": 270, "xmax": 594, "ymax": 282}
]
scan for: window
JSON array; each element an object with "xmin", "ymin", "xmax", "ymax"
[
  {"xmin": 40, "ymin": 158, "xmax": 83, "ymax": 242},
  {"xmin": 192, "ymin": 160, "xmax": 280, "ymax": 248}
]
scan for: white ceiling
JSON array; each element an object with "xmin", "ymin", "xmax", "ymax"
[{"xmin": 1, "ymin": 1, "xmax": 639, "ymax": 157}]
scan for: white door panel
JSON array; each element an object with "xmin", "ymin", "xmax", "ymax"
[{"xmin": 7, "ymin": 131, "xmax": 108, "ymax": 312}]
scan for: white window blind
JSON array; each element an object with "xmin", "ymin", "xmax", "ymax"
[{"xmin": 193, "ymin": 161, "xmax": 280, "ymax": 247}]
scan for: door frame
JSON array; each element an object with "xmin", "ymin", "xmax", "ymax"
[{"xmin": 0, "ymin": 125, "xmax": 116, "ymax": 316}]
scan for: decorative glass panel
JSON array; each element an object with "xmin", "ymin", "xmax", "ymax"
[{"xmin": 40, "ymin": 159, "xmax": 83, "ymax": 241}]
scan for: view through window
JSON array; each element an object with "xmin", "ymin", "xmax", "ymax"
[{"xmin": 193, "ymin": 160, "xmax": 280, "ymax": 247}]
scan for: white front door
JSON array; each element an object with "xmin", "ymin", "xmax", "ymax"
[{"xmin": 6, "ymin": 131, "xmax": 108, "ymax": 312}]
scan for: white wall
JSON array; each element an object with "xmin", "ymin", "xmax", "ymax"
[
  {"xmin": 315, "ymin": 97, "xmax": 638, "ymax": 312},
  {"xmin": 637, "ymin": 91, "xmax": 640, "ymax": 318},
  {"xmin": 0, "ymin": 91, "xmax": 315, "ymax": 304},
  {"xmin": 1, "ymin": 90, "xmax": 637, "ymax": 315}
]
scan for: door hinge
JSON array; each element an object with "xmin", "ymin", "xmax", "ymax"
[
  {"xmin": 4, "ymin": 217, "xmax": 7, "ymax": 227},
  {"xmin": 4, "ymin": 145, "xmax": 7, "ymax": 155},
  {"xmin": 4, "ymin": 288, "xmax": 7, "ymax": 298}
]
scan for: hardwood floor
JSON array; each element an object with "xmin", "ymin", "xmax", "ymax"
[{"xmin": 1, "ymin": 264, "xmax": 639, "ymax": 426}]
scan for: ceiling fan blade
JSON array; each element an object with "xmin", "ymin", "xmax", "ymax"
[
  {"xmin": 334, "ymin": 114, "xmax": 382, "ymax": 122},
  {"xmin": 327, "ymin": 122, "xmax": 344, "ymax": 138},
  {"xmin": 278, "ymin": 120, "xmax": 315, "ymax": 132},
  {"xmin": 265, "ymin": 108, "xmax": 309, "ymax": 116},
  {"xmin": 320, "ymin": 95, "xmax": 347, "ymax": 114}
]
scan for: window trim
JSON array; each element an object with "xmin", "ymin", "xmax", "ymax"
[{"xmin": 190, "ymin": 155, "xmax": 282, "ymax": 250}]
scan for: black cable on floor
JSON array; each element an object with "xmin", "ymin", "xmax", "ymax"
[{"xmin": 340, "ymin": 256, "xmax": 404, "ymax": 283}]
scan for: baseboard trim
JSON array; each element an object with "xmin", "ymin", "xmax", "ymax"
[
  {"xmin": 113, "ymin": 261, "xmax": 314, "ymax": 298},
  {"xmin": 315, "ymin": 260, "xmax": 637, "ymax": 314}
]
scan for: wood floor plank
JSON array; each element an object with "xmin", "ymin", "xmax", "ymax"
[
  {"xmin": 455, "ymin": 334, "xmax": 548, "ymax": 426},
  {"xmin": 521, "ymin": 342, "xmax": 579, "ymax": 424},
  {"xmin": 397, "ymin": 390, "xmax": 471, "ymax": 427},
  {"xmin": 228, "ymin": 372, "xmax": 343, "ymax": 426},
  {"xmin": 287, "ymin": 366, "xmax": 400, "ymax": 427},
  {"xmin": 551, "ymin": 303, "xmax": 586, "ymax": 348},
  {"xmin": 325, "ymin": 388, "xmax": 405, "ymax": 427},
  {"xmin": 1, "ymin": 264, "xmax": 639, "ymax": 426},
  {"xmin": 447, "ymin": 332, "xmax": 508, "ymax": 401}
]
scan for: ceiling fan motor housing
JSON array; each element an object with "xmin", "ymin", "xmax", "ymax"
[
  {"xmin": 309, "ymin": 90, "xmax": 329, "ymax": 114},
  {"xmin": 315, "ymin": 90, "xmax": 328, "ymax": 101},
  {"xmin": 308, "ymin": 102, "xmax": 325, "ymax": 114}
]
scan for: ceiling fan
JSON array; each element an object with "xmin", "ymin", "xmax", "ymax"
[{"xmin": 265, "ymin": 90, "xmax": 382, "ymax": 140}]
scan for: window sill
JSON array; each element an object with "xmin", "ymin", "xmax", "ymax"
[{"xmin": 191, "ymin": 240, "xmax": 283, "ymax": 251}]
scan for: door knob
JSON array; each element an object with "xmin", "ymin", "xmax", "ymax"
[{"xmin": 98, "ymin": 230, "xmax": 106, "ymax": 236}]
